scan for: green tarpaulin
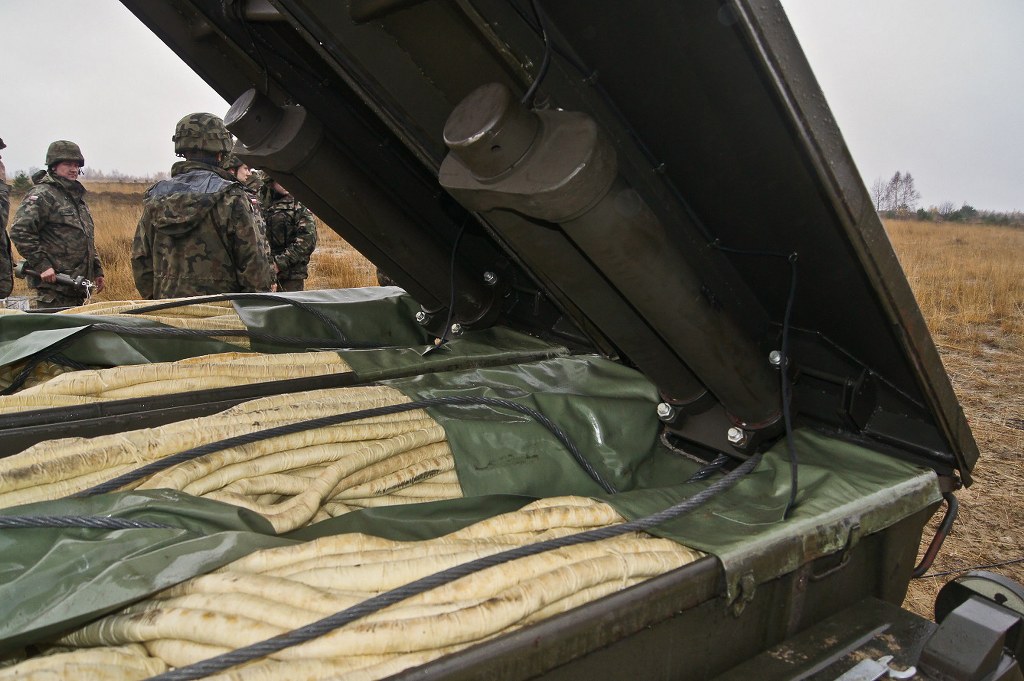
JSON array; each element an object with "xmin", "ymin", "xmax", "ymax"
[{"xmin": 0, "ymin": 295, "xmax": 940, "ymax": 654}]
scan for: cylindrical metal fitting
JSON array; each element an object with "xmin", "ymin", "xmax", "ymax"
[{"xmin": 443, "ymin": 82, "xmax": 541, "ymax": 181}]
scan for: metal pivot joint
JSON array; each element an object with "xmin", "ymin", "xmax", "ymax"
[{"xmin": 439, "ymin": 82, "xmax": 781, "ymax": 430}]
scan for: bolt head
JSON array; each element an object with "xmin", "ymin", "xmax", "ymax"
[
  {"xmin": 483, "ymin": 271, "xmax": 498, "ymax": 286},
  {"xmin": 727, "ymin": 427, "xmax": 746, "ymax": 445},
  {"xmin": 450, "ymin": 323, "xmax": 463, "ymax": 336},
  {"xmin": 769, "ymin": 350, "xmax": 782, "ymax": 367},
  {"xmin": 656, "ymin": 402, "xmax": 674, "ymax": 420},
  {"xmin": 414, "ymin": 311, "xmax": 428, "ymax": 324}
]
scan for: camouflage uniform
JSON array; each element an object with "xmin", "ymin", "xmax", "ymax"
[
  {"xmin": 132, "ymin": 112, "xmax": 275, "ymax": 300},
  {"xmin": 132, "ymin": 160, "xmax": 276, "ymax": 299},
  {"xmin": 9, "ymin": 172, "xmax": 102, "ymax": 308},
  {"xmin": 0, "ymin": 137, "xmax": 12, "ymax": 299},
  {"xmin": 263, "ymin": 191, "xmax": 317, "ymax": 291},
  {"xmin": 223, "ymin": 143, "xmax": 274, "ymax": 275}
]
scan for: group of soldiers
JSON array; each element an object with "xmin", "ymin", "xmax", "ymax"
[{"xmin": 0, "ymin": 112, "xmax": 317, "ymax": 309}]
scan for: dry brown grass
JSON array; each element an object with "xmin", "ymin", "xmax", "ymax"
[
  {"xmin": 8, "ymin": 181, "xmax": 377, "ymax": 300},
  {"xmin": 887, "ymin": 220, "xmax": 1024, "ymax": 617}
]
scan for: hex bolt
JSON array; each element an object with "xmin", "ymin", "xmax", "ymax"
[
  {"xmin": 450, "ymin": 323, "xmax": 463, "ymax": 336},
  {"xmin": 769, "ymin": 350, "xmax": 783, "ymax": 367},
  {"xmin": 414, "ymin": 311, "xmax": 428, "ymax": 325},
  {"xmin": 656, "ymin": 402, "xmax": 675, "ymax": 421},
  {"xmin": 727, "ymin": 427, "xmax": 746, "ymax": 445},
  {"xmin": 483, "ymin": 271, "xmax": 498, "ymax": 286}
]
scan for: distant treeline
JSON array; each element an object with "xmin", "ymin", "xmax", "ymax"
[
  {"xmin": 880, "ymin": 204, "xmax": 1024, "ymax": 227},
  {"xmin": 9, "ymin": 167, "xmax": 169, "ymax": 191},
  {"xmin": 872, "ymin": 171, "xmax": 1021, "ymax": 226}
]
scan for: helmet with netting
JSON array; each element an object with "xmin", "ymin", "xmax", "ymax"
[
  {"xmin": 172, "ymin": 113, "xmax": 233, "ymax": 156},
  {"xmin": 45, "ymin": 140, "xmax": 85, "ymax": 167}
]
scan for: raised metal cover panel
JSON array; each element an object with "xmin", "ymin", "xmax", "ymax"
[{"xmin": 118, "ymin": 0, "xmax": 977, "ymax": 479}]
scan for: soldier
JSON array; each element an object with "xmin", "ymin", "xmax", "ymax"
[
  {"xmin": 0, "ymin": 137, "xmax": 12, "ymax": 299},
  {"xmin": 261, "ymin": 175, "xmax": 317, "ymax": 291},
  {"xmin": 223, "ymin": 141, "xmax": 274, "ymax": 272},
  {"xmin": 9, "ymin": 140, "xmax": 105, "ymax": 308},
  {"xmin": 132, "ymin": 113, "xmax": 276, "ymax": 299}
]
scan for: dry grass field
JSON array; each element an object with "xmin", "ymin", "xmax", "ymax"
[
  {"xmin": 887, "ymin": 219, "xmax": 1024, "ymax": 616},
  {"xmin": 6, "ymin": 184, "xmax": 1022, "ymax": 619}
]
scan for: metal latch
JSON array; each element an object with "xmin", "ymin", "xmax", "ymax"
[{"xmin": 834, "ymin": 655, "xmax": 916, "ymax": 681}]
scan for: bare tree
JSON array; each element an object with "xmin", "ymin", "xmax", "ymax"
[
  {"xmin": 870, "ymin": 177, "xmax": 892, "ymax": 212},
  {"xmin": 895, "ymin": 172, "xmax": 921, "ymax": 212},
  {"xmin": 874, "ymin": 171, "xmax": 920, "ymax": 214}
]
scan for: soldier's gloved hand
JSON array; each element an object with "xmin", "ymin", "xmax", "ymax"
[
  {"xmin": 39, "ymin": 267, "xmax": 57, "ymax": 283},
  {"xmin": 94, "ymin": 276, "xmax": 105, "ymax": 293},
  {"xmin": 270, "ymin": 282, "xmax": 278, "ymax": 293}
]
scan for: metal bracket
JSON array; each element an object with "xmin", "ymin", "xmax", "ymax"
[
  {"xmin": 729, "ymin": 572, "xmax": 757, "ymax": 617},
  {"xmin": 811, "ymin": 522, "xmax": 863, "ymax": 582}
]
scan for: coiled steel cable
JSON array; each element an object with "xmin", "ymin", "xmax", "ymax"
[
  {"xmin": 145, "ymin": 452, "xmax": 762, "ymax": 681},
  {"xmin": 73, "ymin": 395, "xmax": 617, "ymax": 497}
]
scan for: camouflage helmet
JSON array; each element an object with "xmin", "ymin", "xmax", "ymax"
[
  {"xmin": 172, "ymin": 112, "xmax": 233, "ymax": 156},
  {"xmin": 45, "ymin": 140, "xmax": 85, "ymax": 167},
  {"xmin": 222, "ymin": 140, "xmax": 246, "ymax": 170}
]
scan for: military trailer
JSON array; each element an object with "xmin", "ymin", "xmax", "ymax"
[{"xmin": 0, "ymin": 1, "xmax": 1021, "ymax": 679}]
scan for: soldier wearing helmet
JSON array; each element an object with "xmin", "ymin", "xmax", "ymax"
[
  {"xmin": 260, "ymin": 173, "xmax": 317, "ymax": 291},
  {"xmin": 223, "ymin": 140, "xmax": 274, "ymax": 274},
  {"xmin": 132, "ymin": 113, "xmax": 275, "ymax": 299},
  {"xmin": 9, "ymin": 140, "xmax": 105, "ymax": 308},
  {"xmin": 0, "ymin": 137, "xmax": 13, "ymax": 299}
]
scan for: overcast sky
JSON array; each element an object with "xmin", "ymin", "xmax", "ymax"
[{"xmin": 1, "ymin": 1, "xmax": 1021, "ymax": 212}]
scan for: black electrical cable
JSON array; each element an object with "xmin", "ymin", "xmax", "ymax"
[
  {"xmin": 710, "ymin": 242, "xmax": 800, "ymax": 518},
  {"xmin": 779, "ymin": 253, "xmax": 799, "ymax": 519},
  {"xmin": 73, "ymin": 395, "xmax": 617, "ymax": 498},
  {"xmin": 916, "ymin": 556, "xmax": 1024, "ymax": 580},
  {"xmin": 230, "ymin": 1, "xmax": 271, "ymax": 94},
  {"xmin": 423, "ymin": 220, "xmax": 468, "ymax": 356},
  {"xmin": 685, "ymin": 453, "xmax": 730, "ymax": 483},
  {"xmin": 145, "ymin": 451, "xmax": 762, "ymax": 681},
  {"xmin": 520, "ymin": 0, "xmax": 553, "ymax": 106},
  {"xmin": 0, "ymin": 516, "xmax": 173, "ymax": 530},
  {"xmin": 123, "ymin": 293, "xmax": 347, "ymax": 342}
]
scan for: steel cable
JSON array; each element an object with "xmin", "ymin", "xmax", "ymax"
[
  {"xmin": 85, "ymin": 323, "xmax": 383, "ymax": 349},
  {"xmin": 145, "ymin": 452, "xmax": 762, "ymax": 680},
  {"xmin": 122, "ymin": 293, "xmax": 347, "ymax": 342},
  {"xmin": 73, "ymin": 395, "xmax": 617, "ymax": 498},
  {"xmin": 0, "ymin": 515, "xmax": 173, "ymax": 530}
]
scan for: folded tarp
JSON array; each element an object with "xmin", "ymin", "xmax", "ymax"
[{"xmin": 0, "ymin": 288, "xmax": 431, "ymax": 371}]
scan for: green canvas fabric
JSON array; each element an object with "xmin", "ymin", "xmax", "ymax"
[
  {"xmin": 0, "ymin": 490, "xmax": 292, "ymax": 653},
  {"xmin": 0, "ymin": 341, "xmax": 940, "ymax": 652},
  {"xmin": 0, "ymin": 289, "xmax": 432, "ymax": 371},
  {"xmin": 230, "ymin": 288, "xmax": 431, "ymax": 352},
  {"xmin": 0, "ymin": 313, "xmax": 240, "ymax": 368}
]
